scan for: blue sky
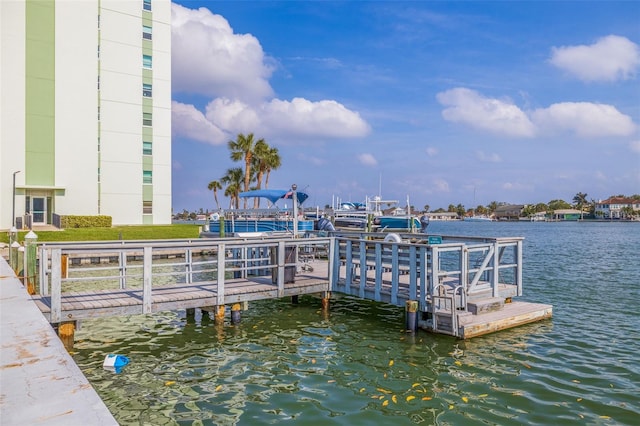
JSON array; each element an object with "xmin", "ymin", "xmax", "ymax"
[{"xmin": 170, "ymin": 1, "xmax": 640, "ymax": 212}]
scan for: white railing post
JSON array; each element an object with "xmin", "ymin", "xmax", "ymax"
[
  {"xmin": 492, "ymin": 241, "xmax": 500, "ymax": 297},
  {"xmin": 185, "ymin": 248, "xmax": 193, "ymax": 284},
  {"xmin": 217, "ymin": 243, "xmax": 226, "ymax": 304},
  {"xmin": 516, "ymin": 239, "xmax": 523, "ymax": 296},
  {"xmin": 430, "ymin": 246, "xmax": 439, "ymax": 297},
  {"xmin": 39, "ymin": 245, "xmax": 49, "ymax": 296},
  {"xmin": 142, "ymin": 246, "xmax": 152, "ymax": 314},
  {"xmin": 328, "ymin": 237, "xmax": 335, "ymax": 288},
  {"xmin": 461, "ymin": 245, "xmax": 468, "ymax": 291},
  {"xmin": 119, "ymin": 250, "xmax": 127, "ymax": 289},
  {"xmin": 277, "ymin": 241, "xmax": 285, "ymax": 297},
  {"xmin": 51, "ymin": 248, "xmax": 62, "ymax": 323}
]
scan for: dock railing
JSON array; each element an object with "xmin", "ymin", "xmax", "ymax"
[
  {"xmin": 34, "ymin": 233, "xmax": 522, "ymax": 322},
  {"xmin": 331, "ymin": 233, "xmax": 523, "ymax": 312},
  {"xmin": 37, "ymin": 237, "xmax": 333, "ymax": 323}
]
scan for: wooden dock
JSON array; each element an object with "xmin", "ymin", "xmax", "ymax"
[{"xmin": 28, "ymin": 232, "xmax": 551, "ymax": 339}]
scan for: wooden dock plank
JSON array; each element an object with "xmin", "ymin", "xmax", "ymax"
[{"xmin": 458, "ymin": 301, "xmax": 553, "ymax": 339}]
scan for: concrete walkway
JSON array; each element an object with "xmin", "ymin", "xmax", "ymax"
[{"xmin": 0, "ymin": 257, "xmax": 117, "ymax": 425}]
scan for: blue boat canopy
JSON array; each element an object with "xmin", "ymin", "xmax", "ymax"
[{"xmin": 238, "ymin": 189, "xmax": 309, "ymax": 205}]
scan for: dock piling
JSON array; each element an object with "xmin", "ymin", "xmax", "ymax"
[
  {"xmin": 231, "ymin": 303, "xmax": 241, "ymax": 324},
  {"xmin": 58, "ymin": 321, "xmax": 75, "ymax": 350},
  {"xmin": 405, "ymin": 300, "xmax": 418, "ymax": 333}
]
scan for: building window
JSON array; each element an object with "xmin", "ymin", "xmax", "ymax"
[
  {"xmin": 143, "ymin": 25, "xmax": 152, "ymax": 40},
  {"xmin": 143, "ymin": 54, "xmax": 152, "ymax": 69},
  {"xmin": 143, "ymin": 112, "xmax": 152, "ymax": 126},
  {"xmin": 143, "ymin": 170, "xmax": 153, "ymax": 184},
  {"xmin": 143, "ymin": 0, "xmax": 152, "ymax": 11},
  {"xmin": 143, "ymin": 201, "xmax": 153, "ymax": 214},
  {"xmin": 143, "ymin": 141, "xmax": 152, "ymax": 155},
  {"xmin": 143, "ymin": 83, "xmax": 152, "ymax": 97}
]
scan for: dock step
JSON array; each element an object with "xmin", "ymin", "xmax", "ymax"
[{"xmin": 467, "ymin": 297, "xmax": 504, "ymax": 315}]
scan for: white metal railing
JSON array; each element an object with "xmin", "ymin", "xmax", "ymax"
[
  {"xmin": 333, "ymin": 234, "xmax": 523, "ymax": 312},
  {"xmin": 38, "ymin": 237, "xmax": 332, "ymax": 323},
  {"xmin": 36, "ymin": 233, "xmax": 523, "ymax": 323}
]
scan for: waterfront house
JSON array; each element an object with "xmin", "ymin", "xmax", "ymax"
[
  {"xmin": 594, "ymin": 197, "xmax": 640, "ymax": 219},
  {"xmin": 494, "ymin": 204, "xmax": 525, "ymax": 221},
  {"xmin": 425, "ymin": 212, "xmax": 460, "ymax": 221},
  {"xmin": 551, "ymin": 209, "xmax": 582, "ymax": 221}
]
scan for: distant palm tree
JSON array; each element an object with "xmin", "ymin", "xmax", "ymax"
[
  {"xmin": 207, "ymin": 180, "xmax": 222, "ymax": 210},
  {"xmin": 573, "ymin": 192, "xmax": 588, "ymax": 219},
  {"xmin": 228, "ymin": 133, "xmax": 264, "ymax": 208},
  {"xmin": 251, "ymin": 140, "xmax": 270, "ymax": 208},
  {"xmin": 263, "ymin": 146, "xmax": 281, "ymax": 190},
  {"xmin": 221, "ymin": 167, "xmax": 244, "ymax": 209}
]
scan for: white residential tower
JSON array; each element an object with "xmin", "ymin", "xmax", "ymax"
[{"xmin": 0, "ymin": 0, "xmax": 172, "ymax": 229}]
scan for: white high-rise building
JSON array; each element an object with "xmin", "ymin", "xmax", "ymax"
[{"xmin": 0, "ymin": 0, "xmax": 172, "ymax": 229}]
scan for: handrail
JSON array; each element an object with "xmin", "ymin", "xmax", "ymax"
[
  {"xmin": 36, "ymin": 233, "xmax": 523, "ymax": 324},
  {"xmin": 39, "ymin": 237, "xmax": 332, "ymax": 323}
]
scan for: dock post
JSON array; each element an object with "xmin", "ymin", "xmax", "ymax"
[
  {"xmin": 214, "ymin": 305, "xmax": 226, "ymax": 324},
  {"xmin": 321, "ymin": 291, "xmax": 331, "ymax": 311},
  {"xmin": 58, "ymin": 321, "xmax": 76, "ymax": 351},
  {"xmin": 231, "ymin": 303, "xmax": 241, "ymax": 324},
  {"xmin": 24, "ymin": 231, "xmax": 38, "ymax": 295},
  {"xmin": 186, "ymin": 308, "xmax": 196, "ymax": 317},
  {"xmin": 405, "ymin": 300, "xmax": 418, "ymax": 333}
]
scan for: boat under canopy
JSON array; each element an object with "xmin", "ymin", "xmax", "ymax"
[
  {"xmin": 202, "ymin": 188, "xmax": 313, "ymax": 236},
  {"xmin": 239, "ymin": 189, "xmax": 309, "ymax": 206}
]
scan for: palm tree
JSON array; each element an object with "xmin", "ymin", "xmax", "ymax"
[
  {"xmin": 263, "ymin": 146, "xmax": 281, "ymax": 190},
  {"xmin": 207, "ymin": 180, "xmax": 222, "ymax": 210},
  {"xmin": 221, "ymin": 167, "xmax": 244, "ymax": 209},
  {"xmin": 228, "ymin": 133, "xmax": 264, "ymax": 208},
  {"xmin": 251, "ymin": 140, "xmax": 270, "ymax": 208},
  {"xmin": 573, "ymin": 192, "xmax": 588, "ymax": 219}
]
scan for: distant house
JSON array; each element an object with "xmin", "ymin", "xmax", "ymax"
[
  {"xmin": 494, "ymin": 204, "xmax": 525, "ymax": 220},
  {"xmin": 425, "ymin": 212, "xmax": 460, "ymax": 221},
  {"xmin": 551, "ymin": 209, "xmax": 582, "ymax": 221},
  {"xmin": 595, "ymin": 197, "xmax": 640, "ymax": 219}
]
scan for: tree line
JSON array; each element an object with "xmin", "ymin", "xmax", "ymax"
[{"xmin": 418, "ymin": 192, "xmax": 640, "ymax": 218}]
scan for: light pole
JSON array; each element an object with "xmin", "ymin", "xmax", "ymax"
[
  {"xmin": 12, "ymin": 171, "xmax": 20, "ymax": 228},
  {"xmin": 291, "ymin": 183, "xmax": 298, "ymax": 238}
]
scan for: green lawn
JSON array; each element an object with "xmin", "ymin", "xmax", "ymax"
[{"xmin": 1, "ymin": 224, "xmax": 202, "ymax": 244}]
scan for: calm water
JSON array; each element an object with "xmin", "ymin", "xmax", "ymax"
[{"xmin": 72, "ymin": 221, "xmax": 640, "ymax": 425}]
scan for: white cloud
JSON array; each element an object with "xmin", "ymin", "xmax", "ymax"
[
  {"xmin": 358, "ymin": 153, "xmax": 378, "ymax": 166},
  {"xmin": 171, "ymin": 3, "xmax": 275, "ymax": 102},
  {"xmin": 531, "ymin": 102, "xmax": 636, "ymax": 138},
  {"xmin": 437, "ymin": 88, "xmax": 637, "ymax": 139},
  {"xmin": 171, "ymin": 4, "xmax": 370, "ymax": 143},
  {"xmin": 425, "ymin": 147, "xmax": 438, "ymax": 157},
  {"xmin": 433, "ymin": 179, "xmax": 450, "ymax": 193},
  {"xmin": 502, "ymin": 182, "xmax": 533, "ymax": 191},
  {"xmin": 205, "ymin": 97, "xmax": 370, "ymax": 139},
  {"xmin": 630, "ymin": 140, "xmax": 640, "ymax": 153},
  {"xmin": 549, "ymin": 35, "xmax": 640, "ymax": 82},
  {"xmin": 476, "ymin": 151, "xmax": 502, "ymax": 162},
  {"xmin": 297, "ymin": 153, "xmax": 326, "ymax": 166},
  {"xmin": 436, "ymin": 88, "xmax": 536, "ymax": 138},
  {"xmin": 172, "ymin": 101, "xmax": 227, "ymax": 144}
]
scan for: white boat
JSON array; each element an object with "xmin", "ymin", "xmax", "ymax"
[
  {"xmin": 332, "ymin": 196, "xmax": 426, "ymax": 232},
  {"xmin": 464, "ymin": 215, "xmax": 494, "ymax": 222}
]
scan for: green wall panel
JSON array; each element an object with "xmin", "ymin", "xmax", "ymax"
[
  {"xmin": 143, "ymin": 185, "xmax": 153, "ymax": 201},
  {"xmin": 25, "ymin": 0, "xmax": 55, "ymax": 186}
]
